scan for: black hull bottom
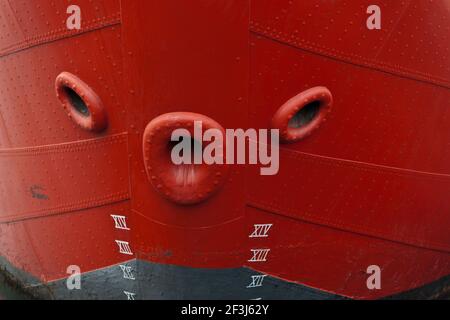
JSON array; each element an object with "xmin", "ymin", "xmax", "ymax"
[{"xmin": 1, "ymin": 256, "xmax": 448, "ymax": 300}]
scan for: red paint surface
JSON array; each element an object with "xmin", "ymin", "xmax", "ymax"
[{"xmin": 0, "ymin": 0, "xmax": 449, "ymax": 299}]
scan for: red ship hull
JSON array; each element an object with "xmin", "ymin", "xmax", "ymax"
[{"xmin": 0, "ymin": 0, "xmax": 449, "ymax": 299}]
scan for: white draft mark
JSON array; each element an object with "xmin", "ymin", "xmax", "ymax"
[
  {"xmin": 249, "ymin": 224, "xmax": 273, "ymax": 238},
  {"xmin": 119, "ymin": 264, "xmax": 135, "ymax": 280},
  {"xmin": 247, "ymin": 275, "xmax": 267, "ymax": 288},
  {"xmin": 116, "ymin": 240, "xmax": 133, "ymax": 256},
  {"xmin": 111, "ymin": 214, "xmax": 130, "ymax": 230},
  {"xmin": 124, "ymin": 291, "xmax": 136, "ymax": 300},
  {"xmin": 248, "ymin": 249, "xmax": 270, "ymax": 263}
]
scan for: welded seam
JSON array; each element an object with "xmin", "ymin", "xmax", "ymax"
[
  {"xmin": 0, "ymin": 192, "xmax": 130, "ymax": 224},
  {"xmin": 0, "ymin": 12, "xmax": 121, "ymax": 59},
  {"xmin": 250, "ymin": 24, "xmax": 450, "ymax": 90},
  {"xmin": 0, "ymin": 133, "xmax": 127, "ymax": 156},
  {"xmin": 247, "ymin": 200, "xmax": 450, "ymax": 254}
]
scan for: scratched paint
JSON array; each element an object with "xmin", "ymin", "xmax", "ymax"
[{"xmin": 0, "ymin": 273, "xmax": 33, "ymax": 300}]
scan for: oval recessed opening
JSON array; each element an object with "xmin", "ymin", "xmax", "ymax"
[
  {"xmin": 143, "ymin": 112, "xmax": 230, "ymax": 205},
  {"xmin": 55, "ymin": 72, "xmax": 108, "ymax": 132},
  {"xmin": 63, "ymin": 87, "xmax": 90, "ymax": 117},
  {"xmin": 271, "ymin": 86, "xmax": 333, "ymax": 143},
  {"xmin": 288, "ymin": 100, "xmax": 321, "ymax": 129}
]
